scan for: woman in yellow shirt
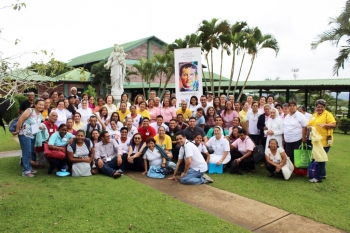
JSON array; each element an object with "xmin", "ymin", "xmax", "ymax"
[
  {"xmin": 117, "ymin": 102, "xmax": 130, "ymax": 125},
  {"xmin": 136, "ymin": 101, "xmax": 150, "ymax": 120},
  {"xmin": 153, "ymin": 126, "xmax": 173, "ymax": 158},
  {"xmin": 307, "ymin": 99, "xmax": 336, "ymax": 183},
  {"xmin": 239, "ymin": 101, "xmax": 249, "ymax": 130}
]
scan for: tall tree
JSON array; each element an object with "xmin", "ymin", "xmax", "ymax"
[
  {"xmin": 237, "ymin": 27, "xmax": 279, "ymax": 101},
  {"xmin": 311, "ymin": 0, "xmax": 350, "ymax": 76}
]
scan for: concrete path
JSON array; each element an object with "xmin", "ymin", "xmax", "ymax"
[
  {"xmin": 0, "ymin": 150, "xmax": 21, "ymax": 158},
  {"xmin": 128, "ymin": 173, "xmax": 346, "ymax": 233}
]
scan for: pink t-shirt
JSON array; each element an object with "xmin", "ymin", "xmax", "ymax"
[
  {"xmin": 220, "ymin": 110, "xmax": 239, "ymax": 129},
  {"xmin": 160, "ymin": 107, "xmax": 176, "ymax": 123},
  {"xmin": 231, "ymin": 136, "xmax": 255, "ymax": 154},
  {"xmin": 148, "ymin": 107, "xmax": 161, "ymax": 123}
]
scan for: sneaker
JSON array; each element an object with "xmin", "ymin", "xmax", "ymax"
[
  {"xmin": 309, "ymin": 178, "xmax": 321, "ymax": 183},
  {"xmin": 22, "ymin": 172, "xmax": 35, "ymax": 177},
  {"xmin": 113, "ymin": 172, "xmax": 122, "ymax": 179},
  {"xmin": 31, "ymin": 170, "xmax": 37, "ymax": 174},
  {"xmin": 203, "ymin": 174, "xmax": 214, "ymax": 183}
]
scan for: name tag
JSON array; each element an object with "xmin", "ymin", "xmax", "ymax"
[
  {"xmin": 186, "ymin": 118, "xmax": 189, "ymax": 121},
  {"xmin": 49, "ymin": 129, "xmax": 53, "ymax": 133},
  {"xmin": 62, "ymin": 138, "xmax": 68, "ymax": 142},
  {"xmin": 106, "ymin": 157, "xmax": 111, "ymax": 162},
  {"xmin": 146, "ymin": 132, "xmax": 150, "ymax": 136}
]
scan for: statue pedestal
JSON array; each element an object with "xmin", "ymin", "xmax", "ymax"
[{"xmin": 111, "ymin": 89, "xmax": 122, "ymax": 106}]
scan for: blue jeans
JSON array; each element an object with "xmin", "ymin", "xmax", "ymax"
[
  {"xmin": 315, "ymin": 147, "xmax": 330, "ymax": 181},
  {"xmin": 96, "ymin": 157, "xmax": 123, "ymax": 177},
  {"xmin": 18, "ymin": 135, "xmax": 35, "ymax": 174},
  {"xmin": 180, "ymin": 168, "xmax": 204, "ymax": 185}
]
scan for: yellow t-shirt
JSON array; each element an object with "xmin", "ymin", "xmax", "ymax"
[
  {"xmin": 308, "ymin": 110, "xmax": 336, "ymax": 147},
  {"xmin": 176, "ymin": 108, "xmax": 192, "ymax": 121},
  {"xmin": 136, "ymin": 109, "xmax": 150, "ymax": 119},
  {"xmin": 154, "ymin": 134, "xmax": 172, "ymax": 150},
  {"xmin": 239, "ymin": 110, "xmax": 248, "ymax": 129},
  {"xmin": 118, "ymin": 110, "xmax": 131, "ymax": 124},
  {"xmin": 73, "ymin": 122, "xmax": 85, "ymax": 131}
]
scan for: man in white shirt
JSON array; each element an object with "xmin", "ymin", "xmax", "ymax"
[
  {"xmin": 150, "ymin": 115, "xmax": 169, "ymax": 132},
  {"xmin": 146, "ymin": 90, "xmax": 157, "ymax": 104},
  {"xmin": 197, "ymin": 95, "xmax": 212, "ymax": 113},
  {"xmin": 126, "ymin": 118, "xmax": 138, "ymax": 138},
  {"xmin": 207, "ymin": 91, "xmax": 214, "ymax": 106},
  {"xmin": 169, "ymin": 132, "xmax": 213, "ymax": 184}
]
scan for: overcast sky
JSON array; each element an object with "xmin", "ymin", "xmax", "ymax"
[{"xmin": 1, "ymin": 0, "xmax": 350, "ymax": 82}]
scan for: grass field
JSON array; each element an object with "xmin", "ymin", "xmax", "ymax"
[
  {"xmin": 0, "ymin": 157, "xmax": 247, "ymax": 233},
  {"xmin": 0, "ymin": 127, "xmax": 20, "ymax": 152},
  {"xmin": 210, "ymin": 133, "xmax": 350, "ymax": 231}
]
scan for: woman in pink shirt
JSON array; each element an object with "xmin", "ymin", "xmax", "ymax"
[
  {"xmin": 231, "ymin": 128, "xmax": 256, "ymax": 173},
  {"xmin": 160, "ymin": 97, "xmax": 176, "ymax": 123},
  {"xmin": 220, "ymin": 101, "xmax": 238, "ymax": 130},
  {"xmin": 147, "ymin": 99, "xmax": 160, "ymax": 123}
]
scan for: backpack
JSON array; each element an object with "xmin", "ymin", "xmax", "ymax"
[
  {"xmin": 308, "ymin": 161, "xmax": 317, "ymax": 179},
  {"xmin": 70, "ymin": 138, "xmax": 92, "ymax": 157},
  {"xmin": 9, "ymin": 116, "xmax": 20, "ymax": 132},
  {"xmin": 85, "ymin": 124, "xmax": 101, "ymax": 138}
]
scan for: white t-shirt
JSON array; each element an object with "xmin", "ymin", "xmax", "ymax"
[
  {"xmin": 150, "ymin": 122, "xmax": 169, "ymax": 132},
  {"xmin": 192, "ymin": 141, "xmax": 208, "ymax": 153},
  {"xmin": 206, "ymin": 136, "xmax": 230, "ymax": 155},
  {"xmin": 108, "ymin": 129, "xmax": 121, "ymax": 140},
  {"xmin": 179, "ymin": 140, "xmax": 208, "ymax": 172},
  {"xmin": 143, "ymin": 148, "xmax": 163, "ymax": 166},
  {"xmin": 247, "ymin": 111, "xmax": 261, "ymax": 135},
  {"xmin": 107, "ymin": 121, "xmax": 124, "ymax": 131},
  {"xmin": 67, "ymin": 139, "xmax": 92, "ymax": 158},
  {"xmin": 283, "ymin": 111, "xmax": 308, "ymax": 143},
  {"xmin": 127, "ymin": 126, "xmax": 138, "ymax": 138},
  {"xmin": 265, "ymin": 147, "xmax": 285, "ymax": 164},
  {"xmin": 116, "ymin": 137, "xmax": 131, "ymax": 154},
  {"xmin": 189, "ymin": 104, "xmax": 198, "ymax": 114},
  {"xmin": 127, "ymin": 113, "xmax": 142, "ymax": 128},
  {"xmin": 77, "ymin": 108, "xmax": 93, "ymax": 125},
  {"xmin": 104, "ymin": 104, "xmax": 117, "ymax": 117},
  {"xmin": 52, "ymin": 109, "xmax": 67, "ymax": 127}
]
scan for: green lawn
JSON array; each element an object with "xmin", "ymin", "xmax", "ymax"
[
  {"xmin": 210, "ymin": 133, "xmax": 350, "ymax": 232},
  {"xmin": 0, "ymin": 127, "xmax": 20, "ymax": 151},
  {"xmin": 0, "ymin": 157, "xmax": 247, "ymax": 233}
]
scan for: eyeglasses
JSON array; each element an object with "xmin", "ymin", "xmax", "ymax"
[{"xmin": 134, "ymin": 137, "xmax": 141, "ymax": 140}]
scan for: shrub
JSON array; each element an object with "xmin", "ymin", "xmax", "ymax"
[
  {"xmin": 83, "ymin": 85, "xmax": 97, "ymax": 103},
  {"xmin": 338, "ymin": 118, "xmax": 350, "ymax": 134},
  {"xmin": 2, "ymin": 95, "xmax": 27, "ymax": 124}
]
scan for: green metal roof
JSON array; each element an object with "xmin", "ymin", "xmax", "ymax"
[
  {"xmin": 5, "ymin": 69, "xmax": 54, "ymax": 82},
  {"xmin": 67, "ymin": 36, "xmax": 167, "ymax": 67},
  {"xmin": 54, "ymin": 69, "xmax": 91, "ymax": 82}
]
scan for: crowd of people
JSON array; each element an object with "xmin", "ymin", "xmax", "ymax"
[{"xmin": 13, "ymin": 87, "xmax": 336, "ymax": 184}]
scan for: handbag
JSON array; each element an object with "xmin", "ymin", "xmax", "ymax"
[
  {"xmin": 44, "ymin": 143, "xmax": 66, "ymax": 159},
  {"xmin": 72, "ymin": 163, "xmax": 91, "ymax": 177},
  {"xmin": 147, "ymin": 166, "xmax": 165, "ymax": 179},
  {"xmin": 281, "ymin": 157, "xmax": 294, "ymax": 180},
  {"xmin": 294, "ymin": 143, "xmax": 312, "ymax": 168},
  {"xmin": 230, "ymin": 160, "xmax": 242, "ymax": 175},
  {"xmin": 252, "ymin": 145, "xmax": 265, "ymax": 164}
]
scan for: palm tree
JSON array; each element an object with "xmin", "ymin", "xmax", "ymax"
[
  {"xmin": 217, "ymin": 21, "xmax": 231, "ymax": 95},
  {"xmin": 130, "ymin": 58, "xmax": 155, "ymax": 96},
  {"xmin": 311, "ymin": 0, "xmax": 350, "ymax": 76},
  {"xmin": 237, "ymin": 27, "xmax": 279, "ymax": 101}
]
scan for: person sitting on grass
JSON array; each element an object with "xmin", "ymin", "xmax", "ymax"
[
  {"xmin": 192, "ymin": 133, "xmax": 210, "ymax": 164},
  {"xmin": 67, "ymin": 130, "xmax": 94, "ymax": 177},
  {"xmin": 230, "ymin": 128, "xmax": 256, "ymax": 173},
  {"xmin": 265, "ymin": 138, "xmax": 287, "ymax": 177},
  {"xmin": 169, "ymin": 132, "xmax": 213, "ymax": 185},
  {"xmin": 205, "ymin": 126, "xmax": 231, "ymax": 166},
  {"xmin": 142, "ymin": 137, "xmax": 175, "ymax": 176},
  {"xmin": 94, "ymin": 131, "xmax": 124, "ymax": 179},
  {"xmin": 154, "ymin": 126, "xmax": 173, "ymax": 158},
  {"xmin": 47, "ymin": 123, "xmax": 75, "ymax": 174},
  {"xmin": 123, "ymin": 133, "xmax": 145, "ymax": 172}
]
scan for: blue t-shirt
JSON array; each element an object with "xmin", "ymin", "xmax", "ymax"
[{"xmin": 48, "ymin": 131, "xmax": 75, "ymax": 146}]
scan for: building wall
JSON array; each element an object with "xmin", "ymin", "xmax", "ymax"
[{"xmin": 126, "ymin": 43, "xmax": 148, "ymax": 60}]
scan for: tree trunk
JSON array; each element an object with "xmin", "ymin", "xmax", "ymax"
[
  {"xmin": 233, "ymin": 52, "xmax": 245, "ymax": 96},
  {"xmin": 218, "ymin": 48, "xmax": 224, "ymax": 95},
  {"xmin": 202, "ymin": 70, "xmax": 209, "ymax": 93},
  {"xmin": 157, "ymin": 72, "xmax": 163, "ymax": 95},
  {"xmin": 141, "ymin": 76, "xmax": 145, "ymax": 96},
  {"xmin": 237, "ymin": 55, "xmax": 255, "ymax": 101},
  {"xmin": 210, "ymin": 45, "xmax": 214, "ymax": 93},
  {"xmin": 205, "ymin": 54, "xmax": 213, "ymax": 93},
  {"xmin": 159, "ymin": 72, "xmax": 173, "ymax": 99},
  {"xmin": 227, "ymin": 45, "xmax": 236, "ymax": 95}
]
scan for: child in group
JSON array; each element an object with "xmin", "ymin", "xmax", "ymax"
[{"xmin": 192, "ymin": 133, "xmax": 210, "ymax": 164}]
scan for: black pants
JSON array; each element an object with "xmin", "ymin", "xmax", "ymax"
[
  {"xmin": 172, "ymin": 144, "xmax": 180, "ymax": 161},
  {"xmin": 266, "ymin": 162, "xmax": 282, "ymax": 175},
  {"xmin": 122, "ymin": 153, "xmax": 144, "ymax": 172},
  {"xmin": 250, "ymin": 134, "xmax": 260, "ymax": 146},
  {"xmin": 47, "ymin": 157, "xmax": 67, "ymax": 173},
  {"xmin": 285, "ymin": 139, "xmax": 302, "ymax": 163},
  {"xmin": 230, "ymin": 151, "xmax": 255, "ymax": 171}
]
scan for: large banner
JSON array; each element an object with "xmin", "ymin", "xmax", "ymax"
[{"xmin": 174, "ymin": 48, "xmax": 203, "ymax": 108}]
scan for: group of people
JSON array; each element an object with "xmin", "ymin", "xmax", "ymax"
[{"xmin": 13, "ymin": 87, "xmax": 336, "ymax": 184}]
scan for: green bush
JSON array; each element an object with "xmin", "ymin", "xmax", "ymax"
[
  {"xmin": 338, "ymin": 118, "xmax": 350, "ymax": 134},
  {"xmin": 83, "ymin": 85, "xmax": 97, "ymax": 103},
  {"xmin": 2, "ymin": 95, "xmax": 26, "ymax": 124}
]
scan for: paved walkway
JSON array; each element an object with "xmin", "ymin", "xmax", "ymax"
[{"xmin": 128, "ymin": 173, "xmax": 346, "ymax": 233}]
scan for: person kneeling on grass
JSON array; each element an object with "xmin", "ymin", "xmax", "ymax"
[
  {"xmin": 265, "ymin": 138, "xmax": 287, "ymax": 177},
  {"xmin": 230, "ymin": 128, "xmax": 255, "ymax": 173},
  {"xmin": 94, "ymin": 131, "xmax": 124, "ymax": 179},
  {"xmin": 169, "ymin": 132, "xmax": 213, "ymax": 184}
]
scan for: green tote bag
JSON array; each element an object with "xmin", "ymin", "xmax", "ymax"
[{"xmin": 294, "ymin": 143, "xmax": 312, "ymax": 168}]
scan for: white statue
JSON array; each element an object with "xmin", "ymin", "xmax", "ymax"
[{"xmin": 104, "ymin": 44, "xmax": 127, "ymax": 98}]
